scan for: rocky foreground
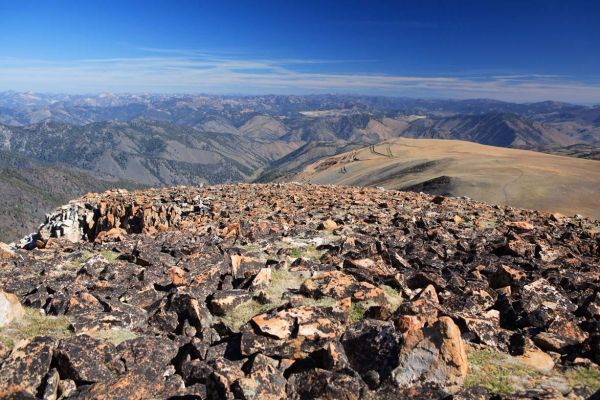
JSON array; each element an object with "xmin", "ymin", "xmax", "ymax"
[{"xmin": 0, "ymin": 183, "xmax": 599, "ymax": 399}]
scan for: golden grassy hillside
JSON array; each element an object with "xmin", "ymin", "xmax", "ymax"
[{"xmin": 291, "ymin": 138, "xmax": 600, "ymax": 219}]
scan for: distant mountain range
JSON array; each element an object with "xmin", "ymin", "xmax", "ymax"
[
  {"xmin": 1, "ymin": 92, "xmax": 600, "ymax": 240},
  {"xmin": 401, "ymin": 112, "xmax": 576, "ymax": 148},
  {"xmin": 0, "ymin": 120, "xmax": 299, "ymax": 186}
]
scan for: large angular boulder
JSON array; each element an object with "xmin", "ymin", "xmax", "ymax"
[
  {"xmin": 55, "ymin": 334, "xmax": 124, "ymax": 383},
  {"xmin": 0, "ymin": 336, "xmax": 55, "ymax": 398},
  {"xmin": 341, "ymin": 319, "xmax": 401, "ymax": 388},
  {"xmin": 520, "ymin": 278, "xmax": 577, "ymax": 328},
  {"xmin": 117, "ymin": 336, "xmax": 179, "ymax": 378},
  {"xmin": 392, "ymin": 317, "xmax": 468, "ymax": 393},
  {"xmin": 490, "ymin": 264, "xmax": 525, "ymax": 289}
]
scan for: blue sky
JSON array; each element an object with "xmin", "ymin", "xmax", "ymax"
[{"xmin": 1, "ymin": 0, "xmax": 599, "ymax": 102}]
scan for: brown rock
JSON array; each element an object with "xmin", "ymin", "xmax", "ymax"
[
  {"xmin": 507, "ymin": 238, "xmax": 536, "ymax": 258},
  {"xmin": 319, "ymin": 340, "xmax": 351, "ymax": 371},
  {"xmin": 206, "ymin": 358, "xmax": 245, "ymax": 399},
  {"xmin": 505, "ymin": 221, "xmax": 535, "ymax": 232},
  {"xmin": 0, "ymin": 337, "xmax": 55, "ymax": 398},
  {"xmin": 55, "ymin": 334, "xmax": 124, "ymax": 383},
  {"xmin": 490, "ymin": 264, "xmax": 526, "ymax": 289},
  {"xmin": 395, "ymin": 284, "xmax": 441, "ymax": 327},
  {"xmin": 41, "ymin": 368, "xmax": 60, "ymax": 400},
  {"xmin": 76, "ymin": 372, "xmax": 185, "ymax": 400},
  {"xmin": 517, "ymin": 346, "xmax": 555, "ymax": 372},
  {"xmin": 210, "ymin": 289, "xmax": 252, "ymax": 315},
  {"xmin": 252, "ymin": 303, "xmax": 347, "ymax": 341},
  {"xmin": 0, "ymin": 242, "xmax": 14, "ymax": 259},
  {"xmin": 343, "ymin": 257, "xmax": 398, "ymax": 285},
  {"xmin": 251, "ymin": 267, "xmax": 272, "ymax": 288},
  {"xmin": 168, "ymin": 266, "xmax": 186, "ymax": 286},
  {"xmin": 230, "ymin": 254, "xmax": 256, "ymax": 278},
  {"xmin": 0, "ymin": 290, "xmax": 24, "ymax": 327},
  {"xmin": 341, "ymin": 319, "xmax": 401, "ymax": 388},
  {"xmin": 318, "ymin": 218, "xmax": 338, "ymax": 231},
  {"xmin": 547, "ymin": 318, "xmax": 588, "ymax": 344},
  {"xmin": 287, "ymin": 368, "xmax": 365, "ymax": 400},
  {"xmin": 416, "ymin": 284, "xmax": 439, "ymax": 303},
  {"xmin": 397, "ymin": 315, "xmax": 425, "ymax": 333},
  {"xmin": 456, "ymin": 310, "xmax": 510, "ymax": 351},
  {"xmin": 300, "ymin": 270, "xmax": 385, "ymax": 303},
  {"xmin": 94, "ymin": 227, "xmax": 127, "ymax": 243},
  {"xmin": 392, "ymin": 317, "xmax": 468, "ymax": 393},
  {"xmin": 251, "ymin": 311, "xmax": 294, "ymax": 340},
  {"xmin": 58, "ymin": 379, "xmax": 77, "ymax": 398},
  {"xmin": 233, "ymin": 354, "xmax": 286, "ymax": 400},
  {"xmin": 117, "ymin": 336, "xmax": 179, "ymax": 378},
  {"xmin": 521, "ymin": 279, "xmax": 576, "ymax": 315}
]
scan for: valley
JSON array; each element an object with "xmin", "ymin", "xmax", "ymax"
[
  {"xmin": 0, "ymin": 151, "xmax": 141, "ymax": 241},
  {"xmin": 1, "ymin": 92, "xmax": 600, "ymax": 241}
]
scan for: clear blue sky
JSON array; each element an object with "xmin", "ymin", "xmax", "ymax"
[{"xmin": 1, "ymin": 0, "xmax": 599, "ymax": 102}]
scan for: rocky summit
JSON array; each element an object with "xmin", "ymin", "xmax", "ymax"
[{"xmin": 0, "ymin": 183, "xmax": 599, "ymax": 399}]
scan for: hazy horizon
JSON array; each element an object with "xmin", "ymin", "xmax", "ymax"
[
  {"xmin": 2, "ymin": 90, "xmax": 598, "ymax": 107},
  {"xmin": 1, "ymin": 1, "xmax": 599, "ymax": 103}
]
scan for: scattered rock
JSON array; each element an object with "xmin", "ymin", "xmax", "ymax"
[
  {"xmin": 0, "ymin": 183, "xmax": 598, "ymax": 398},
  {"xmin": 210, "ymin": 290, "xmax": 253, "ymax": 315},
  {"xmin": 0, "ymin": 290, "xmax": 24, "ymax": 327},
  {"xmin": 287, "ymin": 368, "xmax": 366, "ymax": 400},
  {"xmin": 300, "ymin": 270, "xmax": 385, "ymax": 302},
  {"xmin": 318, "ymin": 219, "xmax": 338, "ymax": 231},
  {"xmin": 0, "ymin": 242, "xmax": 14, "ymax": 259},
  {"xmin": 168, "ymin": 266, "xmax": 186, "ymax": 286},
  {"xmin": 251, "ymin": 267, "xmax": 272, "ymax": 288},
  {"xmin": 517, "ymin": 346, "xmax": 555, "ymax": 372},
  {"xmin": 491, "ymin": 264, "xmax": 526, "ymax": 289}
]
